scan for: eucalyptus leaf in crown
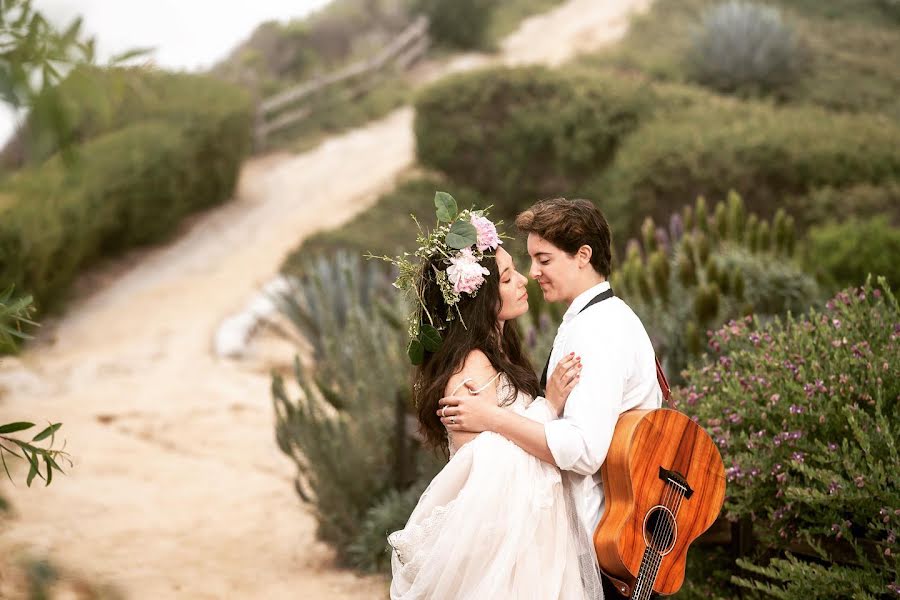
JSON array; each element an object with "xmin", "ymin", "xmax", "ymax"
[{"xmin": 367, "ymin": 191, "xmax": 504, "ymax": 365}]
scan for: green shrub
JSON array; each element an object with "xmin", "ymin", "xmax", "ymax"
[
  {"xmin": 676, "ymin": 279, "xmax": 899, "ymax": 598},
  {"xmin": 0, "ymin": 75, "xmax": 252, "ymax": 312},
  {"xmin": 688, "ymin": 1, "xmax": 807, "ymax": 97},
  {"xmin": 788, "ymin": 182, "xmax": 900, "ymax": 229},
  {"xmin": 804, "ymin": 217, "xmax": 900, "ymax": 291},
  {"xmin": 6, "ymin": 67, "xmax": 251, "ymax": 168},
  {"xmin": 348, "ymin": 477, "xmax": 432, "ymax": 572},
  {"xmin": 415, "ymin": 66, "xmax": 650, "ymax": 206},
  {"xmin": 598, "ymin": 101, "xmax": 900, "ymax": 240},
  {"xmin": 417, "ymin": 0, "xmax": 495, "ymax": 49}
]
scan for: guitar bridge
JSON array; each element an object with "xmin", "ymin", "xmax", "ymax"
[{"xmin": 658, "ymin": 467, "xmax": 694, "ymax": 499}]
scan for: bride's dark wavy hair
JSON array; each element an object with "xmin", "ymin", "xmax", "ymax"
[{"xmin": 413, "ymin": 254, "xmax": 540, "ymax": 455}]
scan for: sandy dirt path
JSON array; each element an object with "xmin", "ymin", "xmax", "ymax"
[{"xmin": 0, "ymin": 1, "xmax": 650, "ymax": 598}]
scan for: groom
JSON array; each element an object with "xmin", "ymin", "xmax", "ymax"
[
  {"xmin": 442, "ymin": 197, "xmax": 662, "ymax": 599},
  {"xmin": 517, "ymin": 197, "xmax": 662, "ymax": 597}
]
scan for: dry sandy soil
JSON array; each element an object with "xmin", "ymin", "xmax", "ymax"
[{"xmin": 0, "ymin": 1, "xmax": 650, "ymax": 598}]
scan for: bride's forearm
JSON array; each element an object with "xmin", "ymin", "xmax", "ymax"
[{"xmin": 490, "ymin": 410, "xmax": 557, "ymax": 466}]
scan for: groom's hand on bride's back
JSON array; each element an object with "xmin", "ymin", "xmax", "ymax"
[{"xmin": 545, "ymin": 353, "xmax": 582, "ymax": 417}]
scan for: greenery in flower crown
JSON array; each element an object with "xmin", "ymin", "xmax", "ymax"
[{"xmin": 367, "ymin": 191, "xmax": 504, "ymax": 365}]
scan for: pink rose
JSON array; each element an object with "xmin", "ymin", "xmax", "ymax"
[
  {"xmin": 470, "ymin": 215, "xmax": 502, "ymax": 252},
  {"xmin": 447, "ymin": 248, "xmax": 489, "ymax": 295}
]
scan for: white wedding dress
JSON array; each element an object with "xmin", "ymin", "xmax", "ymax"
[{"xmin": 388, "ymin": 376, "xmax": 603, "ymax": 600}]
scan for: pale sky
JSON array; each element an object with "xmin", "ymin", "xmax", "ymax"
[{"xmin": 1, "ymin": 0, "xmax": 332, "ymax": 143}]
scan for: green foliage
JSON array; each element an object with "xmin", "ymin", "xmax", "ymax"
[
  {"xmin": 612, "ymin": 193, "xmax": 819, "ymax": 379},
  {"xmin": 677, "ymin": 278, "xmax": 899, "ymax": 598},
  {"xmin": 688, "ymin": 2, "xmax": 807, "ymax": 97},
  {"xmin": 415, "ymin": 65, "xmax": 650, "ymax": 205},
  {"xmin": 0, "ymin": 421, "xmax": 70, "ymax": 487},
  {"xmin": 0, "ymin": 71, "xmax": 252, "ymax": 314},
  {"xmin": 487, "ymin": 0, "xmax": 566, "ymax": 44},
  {"xmin": 416, "ymin": 0, "xmax": 495, "ymax": 49},
  {"xmin": 271, "ymin": 253, "xmax": 439, "ymax": 564},
  {"xmin": 598, "ymin": 101, "xmax": 900, "ymax": 241},
  {"xmin": 789, "ymin": 182, "xmax": 900, "ymax": 229},
  {"xmin": 348, "ymin": 477, "xmax": 431, "ymax": 572},
  {"xmin": 804, "ymin": 217, "xmax": 900, "ymax": 291},
  {"xmin": 0, "ymin": 0, "xmax": 96, "ymax": 110},
  {"xmin": 0, "ymin": 2, "xmax": 150, "ymax": 168},
  {"xmin": 0, "ymin": 285, "xmax": 37, "ymax": 351},
  {"xmin": 6, "ymin": 67, "xmax": 249, "ymax": 168}
]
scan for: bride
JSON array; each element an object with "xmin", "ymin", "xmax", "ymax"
[{"xmin": 383, "ymin": 198, "xmax": 603, "ymax": 599}]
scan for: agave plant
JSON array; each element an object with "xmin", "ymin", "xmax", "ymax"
[{"xmin": 270, "ymin": 252, "xmax": 428, "ymax": 565}]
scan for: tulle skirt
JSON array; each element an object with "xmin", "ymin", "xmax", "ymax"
[{"xmin": 389, "ymin": 430, "xmax": 597, "ymax": 600}]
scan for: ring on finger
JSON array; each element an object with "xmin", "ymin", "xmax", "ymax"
[{"xmin": 450, "ymin": 416, "xmax": 456, "ymax": 425}]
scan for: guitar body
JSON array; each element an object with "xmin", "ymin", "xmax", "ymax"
[{"xmin": 594, "ymin": 408, "xmax": 726, "ymax": 598}]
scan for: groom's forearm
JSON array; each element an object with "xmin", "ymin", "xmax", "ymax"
[{"xmin": 491, "ymin": 410, "xmax": 557, "ymax": 466}]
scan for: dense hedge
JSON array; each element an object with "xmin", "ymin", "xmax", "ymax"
[
  {"xmin": 595, "ymin": 102, "xmax": 900, "ymax": 240},
  {"xmin": 4, "ymin": 67, "xmax": 250, "ymax": 168},
  {"xmin": 0, "ymin": 70, "xmax": 252, "ymax": 312},
  {"xmin": 414, "ymin": 66, "xmax": 650, "ymax": 208}
]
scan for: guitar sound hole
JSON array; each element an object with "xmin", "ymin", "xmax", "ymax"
[{"xmin": 642, "ymin": 506, "xmax": 677, "ymax": 555}]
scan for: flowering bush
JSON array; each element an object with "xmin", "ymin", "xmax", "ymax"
[{"xmin": 676, "ymin": 278, "xmax": 899, "ymax": 598}]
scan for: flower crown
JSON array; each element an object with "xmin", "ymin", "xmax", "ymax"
[{"xmin": 368, "ymin": 191, "xmax": 503, "ymax": 365}]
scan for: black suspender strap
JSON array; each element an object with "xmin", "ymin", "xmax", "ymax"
[{"xmin": 539, "ymin": 287, "xmax": 614, "ymax": 391}]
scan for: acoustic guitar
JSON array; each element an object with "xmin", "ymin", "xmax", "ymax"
[{"xmin": 593, "ymin": 364, "xmax": 726, "ymax": 599}]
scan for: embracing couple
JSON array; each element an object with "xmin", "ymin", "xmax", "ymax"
[{"xmin": 387, "ymin": 197, "xmax": 663, "ymax": 600}]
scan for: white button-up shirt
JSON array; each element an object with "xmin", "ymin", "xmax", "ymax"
[{"xmin": 542, "ymin": 281, "xmax": 662, "ymax": 534}]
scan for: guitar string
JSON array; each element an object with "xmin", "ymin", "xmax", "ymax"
[
  {"xmin": 633, "ymin": 483, "xmax": 669, "ymax": 599},
  {"xmin": 639, "ymin": 478, "xmax": 690, "ymax": 600},
  {"xmin": 645, "ymin": 482, "xmax": 684, "ymax": 596},
  {"xmin": 634, "ymin": 481, "xmax": 677, "ymax": 600},
  {"xmin": 645, "ymin": 484, "xmax": 687, "ymax": 597},
  {"xmin": 646, "ymin": 494, "xmax": 684, "ymax": 597},
  {"xmin": 634, "ymin": 483, "xmax": 672, "ymax": 600},
  {"xmin": 639, "ymin": 482, "xmax": 677, "ymax": 600}
]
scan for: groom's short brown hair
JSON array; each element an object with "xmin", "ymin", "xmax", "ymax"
[{"xmin": 515, "ymin": 198, "xmax": 612, "ymax": 277}]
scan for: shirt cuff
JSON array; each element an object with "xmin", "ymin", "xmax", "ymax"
[{"xmin": 544, "ymin": 418, "xmax": 583, "ymax": 471}]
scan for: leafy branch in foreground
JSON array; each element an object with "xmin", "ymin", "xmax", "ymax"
[
  {"xmin": 0, "ymin": 286, "xmax": 68, "ymax": 486},
  {"xmin": 0, "ymin": 422, "xmax": 70, "ymax": 487},
  {"xmin": 0, "ymin": 285, "xmax": 38, "ymax": 351}
]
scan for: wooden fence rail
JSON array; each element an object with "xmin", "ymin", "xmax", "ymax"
[{"xmin": 254, "ymin": 15, "xmax": 430, "ymax": 149}]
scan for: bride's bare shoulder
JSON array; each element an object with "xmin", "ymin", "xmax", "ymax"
[{"xmin": 445, "ymin": 350, "xmax": 497, "ymax": 396}]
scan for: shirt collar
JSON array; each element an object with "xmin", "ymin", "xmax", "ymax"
[{"xmin": 562, "ymin": 280, "xmax": 611, "ymax": 323}]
